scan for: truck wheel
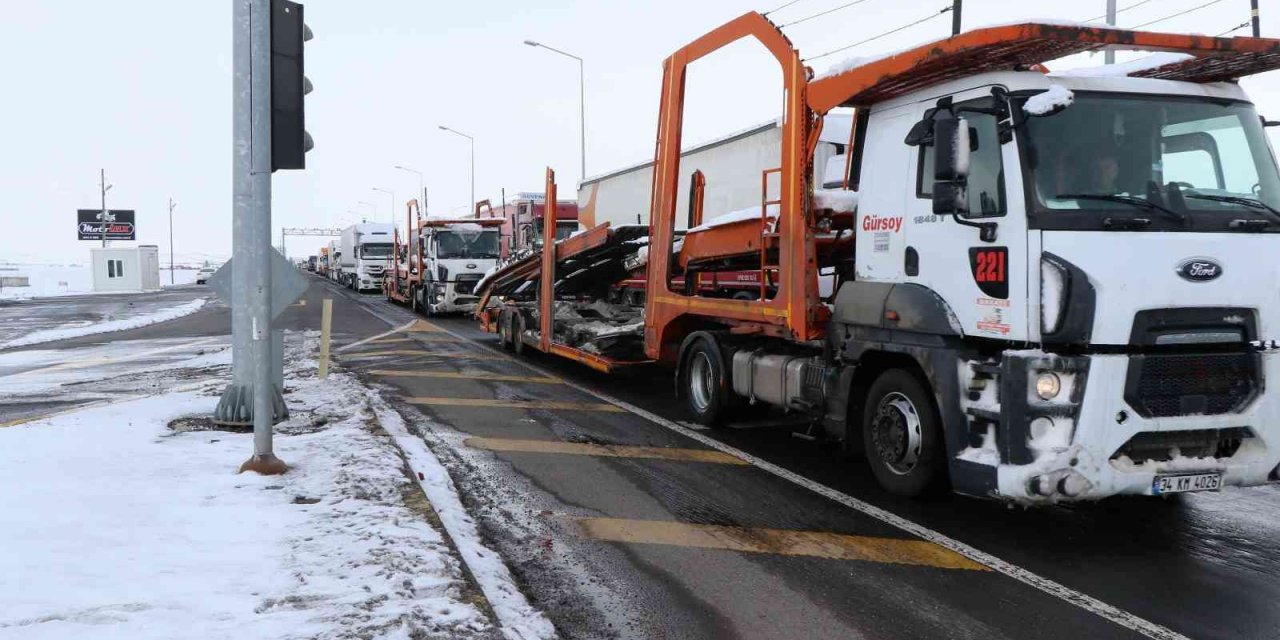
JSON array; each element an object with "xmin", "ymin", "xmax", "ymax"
[
  {"xmin": 731, "ymin": 290, "xmax": 757, "ymax": 301},
  {"xmin": 498, "ymin": 310, "xmax": 514, "ymax": 351},
  {"xmin": 512, "ymin": 313, "xmax": 527, "ymax": 356},
  {"xmin": 861, "ymin": 369, "xmax": 945, "ymax": 497},
  {"xmin": 681, "ymin": 337, "xmax": 732, "ymax": 426}
]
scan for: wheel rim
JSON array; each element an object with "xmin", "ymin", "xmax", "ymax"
[
  {"xmin": 688, "ymin": 352, "xmax": 716, "ymax": 413},
  {"xmin": 870, "ymin": 392, "xmax": 923, "ymax": 475}
]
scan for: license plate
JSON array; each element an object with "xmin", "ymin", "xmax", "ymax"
[{"xmin": 1153, "ymin": 472, "xmax": 1222, "ymax": 495}]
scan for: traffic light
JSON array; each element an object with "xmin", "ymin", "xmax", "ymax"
[{"xmin": 270, "ymin": 0, "xmax": 312, "ymax": 171}]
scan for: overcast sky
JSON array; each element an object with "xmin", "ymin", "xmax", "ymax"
[{"xmin": 4, "ymin": 0, "xmax": 1279, "ymax": 264}]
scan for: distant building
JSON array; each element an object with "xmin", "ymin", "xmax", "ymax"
[{"xmin": 92, "ymin": 246, "xmax": 160, "ymax": 293}]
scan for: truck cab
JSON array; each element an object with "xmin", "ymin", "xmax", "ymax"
[
  {"xmin": 340, "ymin": 223, "xmax": 394, "ymax": 292},
  {"xmin": 417, "ymin": 219, "xmax": 503, "ymax": 314}
]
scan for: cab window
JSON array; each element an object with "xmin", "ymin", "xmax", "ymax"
[{"xmin": 917, "ymin": 99, "xmax": 1007, "ymax": 217}]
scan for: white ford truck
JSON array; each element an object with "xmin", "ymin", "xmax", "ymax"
[{"xmin": 416, "ymin": 217, "xmax": 504, "ymax": 315}]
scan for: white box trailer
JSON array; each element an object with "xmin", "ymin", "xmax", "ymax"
[
  {"xmin": 91, "ymin": 245, "xmax": 160, "ymax": 293},
  {"xmin": 578, "ymin": 115, "xmax": 852, "ymax": 231}
]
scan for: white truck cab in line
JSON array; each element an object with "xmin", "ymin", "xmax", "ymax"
[
  {"xmin": 837, "ymin": 68, "xmax": 1280, "ymax": 502},
  {"xmin": 416, "ymin": 219, "xmax": 503, "ymax": 315},
  {"xmin": 339, "ymin": 223, "xmax": 394, "ymax": 292}
]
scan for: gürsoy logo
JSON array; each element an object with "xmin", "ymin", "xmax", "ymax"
[
  {"xmin": 862, "ymin": 215, "xmax": 903, "ymax": 232},
  {"xmin": 1176, "ymin": 258, "xmax": 1222, "ymax": 282}
]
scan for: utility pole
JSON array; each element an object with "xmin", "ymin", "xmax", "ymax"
[
  {"xmin": 1105, "ymin": 0, "xmax": 1117, "ymax": 64},
  {"xmin": 951, "ymin": 0, "xmax": 962, "ymax": 36},
  {"xmin": 1253, "ymin": 0, "xmax": 1261, "ymax": 37},
  {"xmin": 99, "ymin": 169, "xmax": 113, "ymax": 248},
  {"xmin": 168, "ymin": 198, "xmax": 176, "ymax": 284}
]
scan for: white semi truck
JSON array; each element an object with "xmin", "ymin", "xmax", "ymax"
[
  {"xmin": 416, "ymin": 217, "xmax": 503, "ymax": 315},
  {"xmin": 338, "ymin": 223, "xmax": 394, "ymax": 292},
  {"xmin": 481, "ymin": 16, "xmax": 1280, "ymax": 504}
]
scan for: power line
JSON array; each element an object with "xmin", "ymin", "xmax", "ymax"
[
  {"xmin": 805, "ymin": 5, "xmax": 952, "ymax": 62},
  {"xmin": 1130, "ymin": 0, "xmax": 1229, "ymax": 29},
  {"xmin": 778, "ymin": 0, "xmax": 875, "ymax": 28},
  {"xmin": 763, "ymin": 0, "xmax": 807, "ymax": 16},
  {"xmin": 1082, "ymin": 0, "xmax": 1158, "ymax": 23},
  {"xmin": 1217, "ymin": 20, "xmax": 1252, "ymax": 36}
]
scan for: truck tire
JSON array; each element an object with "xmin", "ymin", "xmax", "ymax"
[
  {"xmin": 861, "ymin": 369, "xmax": 946, "ymax": 497},
  {"xmin": 498, "ymin": 310, "xmax": 514, "ymax": 351},
  {"xmin": 680, "ymin": 336, "xmax": 732, "ymax": 427},
  {"xmin": 512, "ymin": 313, "xmax": 527, "ymax": 356}
]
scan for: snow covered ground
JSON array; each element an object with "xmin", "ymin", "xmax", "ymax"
[
  {"xmin": 0, "ymin": 296, "xmax": 208, "ymax": 350},
  {"xmin": 0, "ymin": 336, "xmax": 549, "ymax": 640},
  {"xmin": 0, "ymin": 263, "xmax": 201, "ymax": 300}
]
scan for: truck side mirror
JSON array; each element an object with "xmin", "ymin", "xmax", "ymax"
[{"xmin": 932, "ymin": 117, "xmax": 970, "ymax": 216}]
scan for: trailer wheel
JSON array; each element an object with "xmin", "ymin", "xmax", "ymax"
[
  {"xmin": 680, "ymin": 336, "xmax": 732, "ymax": 426},
  {"xmin": 498, "ymin": 310, "xmax": 515, "ymax": 351},
  {"xmin": 731, "ymin": 290, "xmax": 757, "ymax": 301},
  {"xmin": 861, "ymin": 369, "xmax": 945, "ymax": 497},
  {"xmin": 512, "ymin": 313, "xmax": 527, "ymax": 356}
]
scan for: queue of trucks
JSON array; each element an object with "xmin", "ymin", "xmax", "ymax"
[{"xmin": 320, "ymin": 13, "xmax": 1280, "ymax": 504}]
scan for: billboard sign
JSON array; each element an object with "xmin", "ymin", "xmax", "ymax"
[{"xmin": 77, "ymin": 209, "xmax": 136, "ymax": 241}]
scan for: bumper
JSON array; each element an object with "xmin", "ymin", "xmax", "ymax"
[
  {"xmin": 960, "ymin": 350, "xmax": 1280, "ymax": 503},
  {"xmin": 428, "ymin": 281, "xmax": 481, "ymax": 313}
]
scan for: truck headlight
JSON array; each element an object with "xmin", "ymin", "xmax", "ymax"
[{"xmin": 1035, "ymin": 372, "xmax": 1061, "ymax": 400}]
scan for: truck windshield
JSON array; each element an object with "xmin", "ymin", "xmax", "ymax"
[
  {"xmin": 1021, "ymin": 92, "xmax": 1280, "ymax": 230},
  {"xmin": 361, "ymin": 243, "xmax": 393, "ymax": 258},
  {"xmin": 436, "ymin": 230, "xmax": 500, "ymax": 259}
]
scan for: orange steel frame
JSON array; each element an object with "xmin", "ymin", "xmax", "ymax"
[
  {"xmin": 643, "ymin": 12, "xmax": 1280, "ymax": 365},
  {"xmin": 385, "ymin": 198, "xmax": 422, "ymax": 304}
]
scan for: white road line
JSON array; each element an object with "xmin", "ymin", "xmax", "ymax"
[{"xmin": 410, "ymin": 314, "xmax": 1189, "ymax": 640}]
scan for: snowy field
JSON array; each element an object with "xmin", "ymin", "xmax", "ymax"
[
  {"xmin": 0, "ymin": 337, "xmax": 550, "ymax": 640},
  {"xmin": 0, "ymin": 263, "xmax": 201, "ymax": 300}
]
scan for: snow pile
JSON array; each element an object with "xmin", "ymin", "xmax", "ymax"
[
  {"xmin": 1023, "ymin": 84, "xmax": 1074, "ymax": 116},
  {"xmin": 957, "ymin": 425, "xmax": 1000, "ymax": 467},
  {"xmin": 0, "ymin": 366, "xmax": 499, "ymax": 639},
  {"xmin": 814, "ymin": 189, "xmax": 859, "ymax": 213},
  {"xmin": 0, "ymin": 297, "xmax": 208, "ymax": 350},
  {"xmin": 371, "ymin": 401, "xmax": 558, "ymax": 640},
  {"xmin": 688, "ymin": 203, "xmax": 780, "ymax": 233},
  {"xmin": 1052, "ymin": 52, "xmax": 1194, "ymax": 78}
]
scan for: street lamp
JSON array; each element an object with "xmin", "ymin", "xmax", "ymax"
[
  {"xmin": 372, "ymin": 187, "xmax": 395, "ymax": 223},
  {"xmin": 357, "ymin": 200, "xmax": 376, "ymax": 223},
  {"xmin": 394, "ymin": 165, "xmax": 427, "ymax": 216},
  {"xmin": 524, "ymin": 39, "xmax": 586, "ymax": 182},
  {"xmin": 168, "ymin": 198, "xmax": 177, "ymax": 284},
  {"xmin": 438, "ymin": 125, "xmax": 475, "ymax": 215}
]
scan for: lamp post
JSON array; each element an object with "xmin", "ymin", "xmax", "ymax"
[
  {"xmin": 99, "ymin": 169, "xmax": 114, "ymax": 249},
  {"xmin": 394, "ymin": 165, "xmax": 427, "ymax": 215},
  {"xmin": 524, "ymin": 40, "xmax": 586, "ymax": 182},
  {"xmin": 372, "ymin": 187, "xmax": 395, "ymax": 223},
  {"xmin": 357, "ymin": 200, "xmax": 376, "ymax": 223},
  {"xmin": 438, "ymin": 126, "xmax": 474, "ymax": 214},
  {"xmin": 168, "ymin": 198, "xmax": 177, "ymax": 284}
]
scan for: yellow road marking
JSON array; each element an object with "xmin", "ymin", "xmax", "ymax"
[
  {"xmin": 371, "ymin": 370, "xmax": 561, "ymax": 384},
  {"xmin": 291, "ymin": 299, "xmax": 307, "ymax": 307},
  {"xmin": 5, "ymin": 337, "xmax": 221, "ymax": 378},
  {"xmin": 466, "ymin": 437, "xmax": 747, "ymax": 464},
  {"xmin": 405, "ymin": 397, "xmax": 625, "ymax": 412},
  {"xmin": 369, "ymin": 337, "xmax": 413, "ymax": 344},
  {"xmin": 406, "ymin": 320, "xmax": 445, "ymax": 332},
  {"xmin": 341, "ymin": 350, "xmax": 507, "ymax": 361},
  {"xmin": 575, "ymin": 518, "xmax": 989, "ymax": 571}
]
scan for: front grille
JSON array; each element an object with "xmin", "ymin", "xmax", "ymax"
[
  {"xmin": 1112, "ymin": 427, "xmax": 1251, "ymax": 463},
  {"xmin": 1125, "ymin": 352, "xmax": 1258, "ymax": 418},
  {"xmin": 455, "ymin": 274, "xmax": 482, "ymax": 295}
]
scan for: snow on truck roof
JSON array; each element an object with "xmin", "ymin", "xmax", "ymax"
[{"xmin": 807, "ymin": 21, "xmax": 1280, "ymax": 112}]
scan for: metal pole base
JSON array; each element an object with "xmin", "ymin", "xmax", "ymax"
[
  {"xmin": 212, "ymin": 383, "xmax": 289, "ymax": 426},
  {"xmin": 239, "ymin": 452, "xmax": 289, "ymax": 475}
]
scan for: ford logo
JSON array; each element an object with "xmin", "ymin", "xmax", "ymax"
[
  {"xmin": 466, "ymin": 263, "xmax": 477, "ymax": 269},
  {"xmin": 1176, "ymin": 258, "xmax": 1222, "ymax": 282}
]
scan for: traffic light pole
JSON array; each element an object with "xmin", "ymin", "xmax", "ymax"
[{"xmin": 218, "ymin": 0, "xmax": 287, "ymax": 474}]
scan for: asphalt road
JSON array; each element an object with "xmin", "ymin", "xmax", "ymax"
[{"xmin": 9, "ymin": 275, "xmax": 1280, "ymax": 639}]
